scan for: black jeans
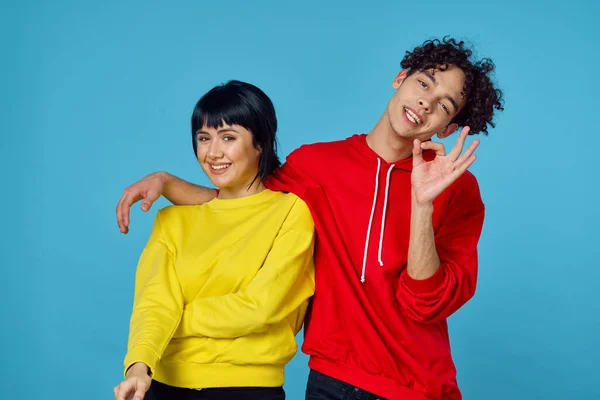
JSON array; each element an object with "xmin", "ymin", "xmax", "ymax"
[
  {"xmin": 146, "ymin": 380, "xmax": 285, "ymax": 400},
  {"xmin": 305, "ymin": 370, "xmax": 386, "ymax": 400}
]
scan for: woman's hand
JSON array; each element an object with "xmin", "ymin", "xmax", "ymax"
[{"xmin": 114, "ymin": 363, "xmax": 152, "ymax": 400}]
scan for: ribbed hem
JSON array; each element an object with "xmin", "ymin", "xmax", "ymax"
[
  {"xmin": 153, "ymin": 362, "xmax": 285, "ymax": 389},
  {"xmin": 308, "ymin": 357, "xmax": 430, "ymax": 400}
]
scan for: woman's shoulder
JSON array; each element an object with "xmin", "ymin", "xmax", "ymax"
[
  {"xmin": 269, "ymin": 190, "xmax": 306, "ymax": 208},
  {"xmin": 268, "ymin": 191, "xmax": 314, "ymax": 230},
  {"xmin": 156, "ymin": 204, "xmax": 200, "ymax": 218},
  {"xmin": 154, "ymin": 205, "xmax": 202, "ymax": 234}
]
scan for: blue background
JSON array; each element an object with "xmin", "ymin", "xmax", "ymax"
[{"xmin": 2, "ymin": 0, "xmax": 599, "ymax": 399}]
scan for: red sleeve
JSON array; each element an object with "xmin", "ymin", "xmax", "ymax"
[
  {"xmin": 396, "ymin": 173, "xmax": 485, "ymax": 323},
  {"xmin": 265, "ymin": 146, "xmax": 318, "ymax": 198}
]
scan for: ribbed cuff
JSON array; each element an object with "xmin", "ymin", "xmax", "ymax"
[
  {"xmin": 123, "ymin": 345, "xmax": 160, "ymax": 378},
  {"xmin": 401, "ymin": 265, "xmax": 447, "ymax": 294}
]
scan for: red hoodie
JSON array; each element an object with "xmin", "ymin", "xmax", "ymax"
[{"xmin": 265, "ymin": 134, "xmax": 484, "ymax": 400}]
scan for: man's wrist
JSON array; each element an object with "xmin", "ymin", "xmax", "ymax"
[
  {"xmin": 411, "ymin": 191, "xmax": 434, "ymax": 213},
  {"xmin": 157, "ymin": 171, "xmax": 174, "ymax": 190},
  {"xmin": 157, "ymin": 171, "xmax": 172, "ymax": 183}
]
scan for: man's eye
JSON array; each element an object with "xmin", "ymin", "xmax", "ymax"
[
  {"xmin": 419, "ymin": 80, "xmax": 428, "ymax": 88},
  {"xmin": 440, "ymin": 103, "xmax": 448, "ymax": 112}
]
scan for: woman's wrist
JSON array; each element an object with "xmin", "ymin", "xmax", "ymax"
[{"xmin": 125, "ymin": 362, "xmax": 150, "ymax": 378}]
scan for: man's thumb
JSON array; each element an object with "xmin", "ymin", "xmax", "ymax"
[
  {"xmin": 141, "ymin": 201, "xmax": 152, "ymax": 212},
  {"xmin": 141, "ymin": 189, "xmax": 161, "ymax": 212}
]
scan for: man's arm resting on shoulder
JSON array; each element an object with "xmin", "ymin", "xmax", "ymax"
[
  {"xmin": 117, "ymin": 171, "xmax": 217, "ymax": 233},
  {"xmin": 161, "ymin": 172, "xmax": 217, "ymax": 206}
]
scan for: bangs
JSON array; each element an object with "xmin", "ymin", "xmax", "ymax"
[{"xmin": 191, "ymin": 89, "xmax": 256, "ymax": 134}]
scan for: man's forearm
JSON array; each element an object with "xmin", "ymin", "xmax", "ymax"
[
  {"xmin": 407, "ymin": 194, "xmax": 440, "ymax": 280},
  {"xmin": 161, "ymin": 172, "xmax": 217, "ymax": 205}
]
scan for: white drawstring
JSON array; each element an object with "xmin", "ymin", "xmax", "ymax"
[
  {"xmin": 378, "ymin": 165, "xmax": 394, "ymax": 266},
  {"xmin": 361, "ymin": 158, "xmax": 381, "ymax": 283}
]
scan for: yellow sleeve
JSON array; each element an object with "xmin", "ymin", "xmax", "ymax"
[
  {"xmin": 175, "ymin": 199, "xmax": 315, "ymax": 339},
  {"xmin": 123, "ymin": 210, "xmax": 184, "ymax": 377}
]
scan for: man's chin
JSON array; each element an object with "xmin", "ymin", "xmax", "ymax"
[{"xmin": 391, "ymin": 129, "xmax": 417, "ymax": 142}]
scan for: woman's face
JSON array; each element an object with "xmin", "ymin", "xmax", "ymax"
[{"xmin": 196, "ymin": 122, "xmax": 262, "ymax": 199}]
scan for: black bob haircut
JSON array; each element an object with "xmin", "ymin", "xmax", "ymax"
[
  {"xmin": 191, "ymin": 80, "xmax": 280, "ymax": 181},
  {"xmin": 401, "ymin": 37, "xmax": 504, "ymax": 135}
]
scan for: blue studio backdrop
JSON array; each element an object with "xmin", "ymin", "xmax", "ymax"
[{"xmin": 2, "ymin": 1, "xmax": 599, "ymax": 399}]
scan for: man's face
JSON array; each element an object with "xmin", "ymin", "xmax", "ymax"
[{"xmin": 386, "ymin": 65, "xmax": 467, "ymax": 141}]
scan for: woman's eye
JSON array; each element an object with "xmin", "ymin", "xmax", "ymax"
[
  {"xmin": 223, "ymin": 136, "xmax": 235, "ymax": 141},
  {"xmin": 198, "ymin": 136, "xmax": 209, "ymax": 142},
  {"xmin": 419, "ymin": 80, "xmax": 428, "ymax": 88},
  {"xmin": 440, "ymin": 103, "xmax": 448, "ymax": 112}
]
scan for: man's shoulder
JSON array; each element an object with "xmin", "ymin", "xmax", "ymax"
[
  {"xmin": 447, "ymin": 170, "xmax": 484, "ymax": 209},
  {"xmin": 457, "ymin": 170, "xmax": 479, "ymax": 187},
  {"xmin": 288, "ymin": 135, "xmax": 357, "ymax": 161}
]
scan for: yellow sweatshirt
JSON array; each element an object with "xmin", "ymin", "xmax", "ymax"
[{"xmin": 123, "ymin": 189, "xmax": 315, "ymax": 389}]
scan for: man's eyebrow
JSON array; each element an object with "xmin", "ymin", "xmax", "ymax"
[
  {"xmin": 422, "ymin": 69, "xmax": 437, "ymax": 85},
  {"xmin": 422, "ymin": 70, "xmax": 459, "ymax": 114},
  {"xmin": 446, "ymin": 96, "xmax": 459, "ymax": 114}
]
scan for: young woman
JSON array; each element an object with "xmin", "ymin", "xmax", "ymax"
[{"xmin": 114, "ymin": 80, "xmax": 315, "ymax": 400}]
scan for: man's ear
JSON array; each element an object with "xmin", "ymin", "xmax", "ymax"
[
  {"xmin": 437, "ymin": 123, "xmax": 459, "ymax": 139},
  {"xmin": 392, "ymin": 69, "xmax": 410, "ymax": 89}
]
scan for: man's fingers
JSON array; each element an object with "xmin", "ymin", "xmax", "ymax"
[
  {"xmin": 448, "ymin": 126, "xmax": 471, "ymax": 160},
  {"xmin": 117, "ymin": 188, "xmax": 143, "ymax": 233},
  {"xmin": 420, "ymin": 140, "xmax": 446, "ymax": 156},
  {"xmin": 412, "ymin": 139, "xmax": 424, "ymax": 166},
  {"xmin": 118, "ymin": 190, "xmax": 135, "ymax": 233},
  {"xmin": 453, "ymin": 155, "xmax": 477, "ymax": 176},
  {"xmin": 116, "ymin": 197, "xmax": 124, "ymax": 233},
  {"xmin": 116, "ymin": 192, "xmax": 129, "ymax": 233},
  {"xmin": 454, "ymin": 139, "xmax": 480, "ymax": 168}
]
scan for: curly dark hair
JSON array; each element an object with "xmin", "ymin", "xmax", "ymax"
[{"xmin": 401, "ymin": 37, "xmax": 504, "ymax": 135}]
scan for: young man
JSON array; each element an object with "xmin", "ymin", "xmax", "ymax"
[{"xmin": 116, "ymin": 38, "xmax": 503, "ymax": 400}]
